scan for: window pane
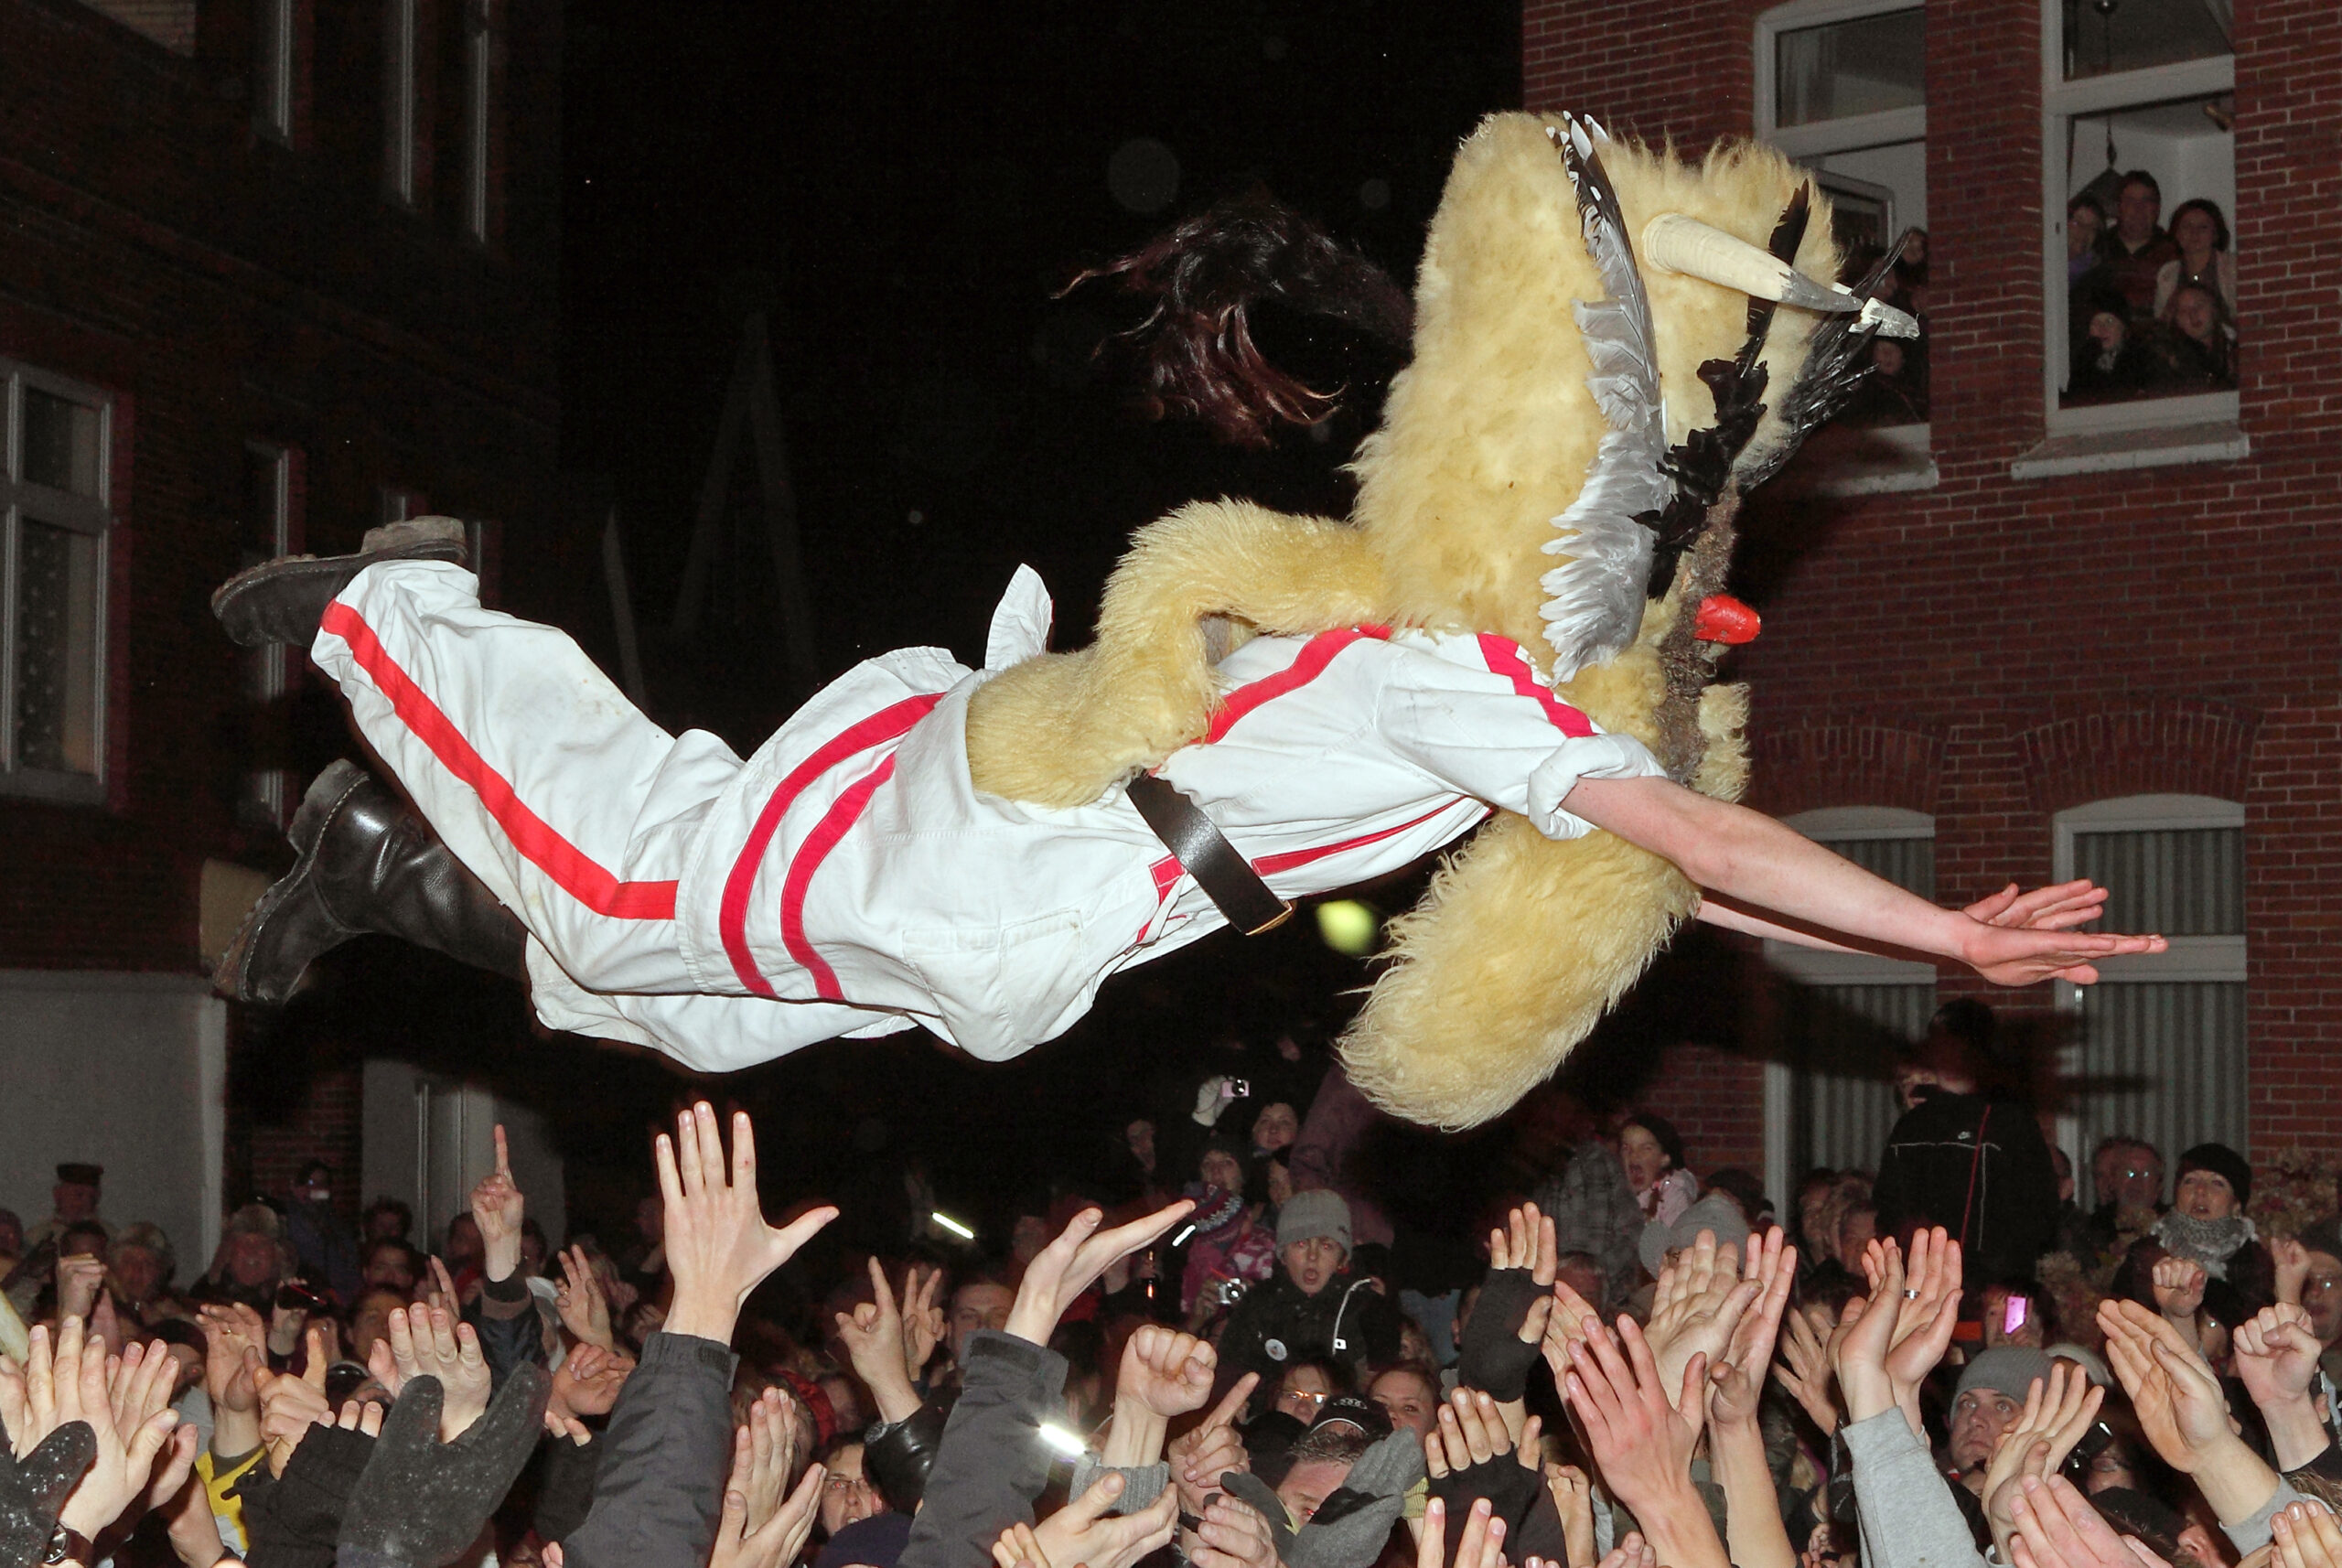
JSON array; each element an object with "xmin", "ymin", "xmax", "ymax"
[
  {"xmin": 22, "ymin": 387, "xmax": 102, "ymax": 496},
  {"xmin": 2063, "ymin": 0, "xmax": 2230, "ymax": 81},
  {"xmin": 1775, "ymin": 979, "xmax": 1933, "ymax": 1179},
  {"xmin": 241, "ymin": 446, "xmax": 285, "ymax": 568},
  {"xmin": 2074, "ymin": 826, "xmax": 2242, "ymax": 935},
  {"xmin": 2073, "ymin": 981, "xmax": 2246, "ymax": 1208},
  {"xmin": 2058, "ymin": 95, "xmax": 2235, "ymax": 410},
  {"xmin": 15, "ymin": 517, "xmax": 102, "ymax": 776},
  {"xmin": 1775, "ymin": 9, "xmax": 1925, "ymax": 128}
]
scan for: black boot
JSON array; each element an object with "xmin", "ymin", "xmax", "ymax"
[
  {"xmin": 215, "ymin": 760, "xmax": 530, "ymax": 1004},
  {"xmin": 211, "ymin": 516, "xmax": 467, "ymax": 648}
]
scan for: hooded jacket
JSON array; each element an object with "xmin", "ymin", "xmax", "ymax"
[{"xmin": 1872, "ymin": 1089, "xmax": 2058, "ymax": 1281}]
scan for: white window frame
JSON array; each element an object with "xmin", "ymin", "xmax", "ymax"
[
  {"xmin": 2038, "ymin": 3, "xmax": 2236, "ymax": 437},
  {"xmin": 1754, "ymin": 0, "xmax": 1932, "ymax": 474},
  {"xmin": 2049, "ymin": 792, "xmax": 2248, "ymax": 1184},
  {"xmin": 460, "ymin": 0, "xmax": 493, "ymax": 244},
  {"xmin": 383, "ymin": 0, "xmax": 418, "ymax": 207},
  {"xmin": 253, "ymin": 0, "xmax": 294, "ymax": 143},
  {"xmin": 242, "ymin": 443, "xmax": 293, "ymax": 827},
  {"xmin": 0, "ymin": 360, "xmax": 113, "ymax": 803},
  {"xmin": 1761, "ymin": 804, "xmax": 1937, "ymax": 1202}
]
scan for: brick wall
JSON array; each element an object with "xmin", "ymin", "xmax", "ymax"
[
  {"xmin": 1524, "ymin": 0, "xmax": 2342, "ymax": 1185},
  {"xmin": 0, "ymin": 0, "xmax": 570, "ymax": 1213}
]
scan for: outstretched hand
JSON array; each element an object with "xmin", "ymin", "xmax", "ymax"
[
  {"xmin": 658, "ymin": 1102, "xmax": 837, "ymax": 1345},
  {"xmin": 1961, "ymin": 917, "xmax": 2165, "ymax": 987},
  {"xmin": 471, "ymin": 1124, "xmax": 526, "ymax": 1283},
  {"xmin": 1004, "ymin": 1199, "xmax": 1193, "ymax": 1348},
  {"xmin": 1964, "ymin": 881, "xmax": 2113, "ymax": 932}
]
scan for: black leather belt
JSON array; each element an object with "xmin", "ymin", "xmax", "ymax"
[{"xmin": 1126, "ymin": 773, "xmax": 1293, "ymax": 936}]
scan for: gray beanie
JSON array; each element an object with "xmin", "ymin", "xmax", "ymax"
[
  {"xmin": 1277, "ymin": 1189, "xmax": 1353, "ymax": 1254},
  {"xmin": 1958, "ymin": 1347, "xmax": 2053, "ymax": 1403},
  {"xmin": 1638, "ymin": 1192, "xmax": 1751, "ymax": 1280}
]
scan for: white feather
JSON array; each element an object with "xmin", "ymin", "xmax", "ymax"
[{"xmin": 1541, "ymin": 114, "xmax": 1669, "ymax": 680}]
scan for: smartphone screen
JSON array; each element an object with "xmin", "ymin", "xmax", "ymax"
[{"xmin": 2004, "ymin": 1294, "xmax": 2031, "ymax": 1335}]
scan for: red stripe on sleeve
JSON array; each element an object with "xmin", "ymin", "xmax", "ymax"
[
  {"xmin": 1203, "ymin": 627, "xmax": 1391, "ymax": 743},
  {"xmin": 718, "ymin": 695, "xmax": 941, "ymax": 996},
  {"xmin": 1477, "ymin": 633, "xmax": 1595, "ymax": 737},
  {"xmin": 320, "ymin": 602, "xmax": 678, "ymax": 920}
]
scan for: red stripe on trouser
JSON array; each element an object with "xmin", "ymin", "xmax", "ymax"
[
  {"xmin": 717, "ymin": 695, "xmax": 941, "ymax": 997},
  {"xmin": 319, "ymin": 601, "xmax": 678, "ymax": 920},
  {"xmin": 1250, "ymin": 802, "xmax": 1465, "ymax": 877},
  {"xmin": 1477, "ymin": 633, "xmax": 1595, "ymax": 736},
  {"xmin": 780, "ymin": 756, "xmax": 899, "ymax": 1001}
]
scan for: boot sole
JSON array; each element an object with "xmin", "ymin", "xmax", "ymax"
[
  {"xmin": 210, "ymin": 520, "xmax": 467, "ymax": 649},
  {"xmin": 212, "ymin": 762, "xmax": 374, "ymax": 1004}
]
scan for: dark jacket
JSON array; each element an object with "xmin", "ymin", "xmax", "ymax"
[
  {"xmin": 464, "ymin": 1271, "xmax": 551, "ymax": 1393},
  {"xmin": 1873, "ymin": 1090, "xmax": 2058, "ymax": 1283},
  {"xmin": 898, "ymin": 1330, "xmax": 1067, "ymax": 1568},
  {"xmin": 560, "ymin": 1330, "xmax": 738, "ymax": 1568},
  {"xmin": 1215, "ymin": 1268, "xmax": 1402, "ymax": 1408}
]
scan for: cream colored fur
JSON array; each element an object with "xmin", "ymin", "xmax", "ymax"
[{"xmin": 964, "ymin": 113, "xmax": 1842, "ymax": 1126}]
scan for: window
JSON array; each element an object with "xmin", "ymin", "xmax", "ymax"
[
  {"xmin": 253, "ymin": 0, "xmax": 294, "ymax": 141},
  {"xmin": 383, "ymin": 0, "xmax": 418, "ymax": 205},
  {"xmin": 2042, "ymin": 0, "xmax": 2235, "ymax": 433},
  {"xmin": 1760, "ymin": 807, "xmax": 1937, "ymax": 1200},
  {"xmin": 239, "ymin": 444, "xmax": 292, "ymax": 829},
  {"xmin": 1756, "ymin": 0, "xmax": 1933, "ymax": 491},
  {"xmin": 459, "ymin": 0, "xmax": 493, "ymax": 243},
  {"xmin": 2052, "ymin": 794, "xmax": 2247, "ymax": 1208},
  {"xmin": 1, "ymin": 361, "xmax": 112, "ymax": 800}
]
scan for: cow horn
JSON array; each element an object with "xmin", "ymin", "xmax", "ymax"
[{"xmin": 1640, "ymin": 212, "xmax": 1854, "ymax": 313}]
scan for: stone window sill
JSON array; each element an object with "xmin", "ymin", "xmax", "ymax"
[{"xmin": 2010, "ymin": 421, "xmax": 2249, "ymax": 480}]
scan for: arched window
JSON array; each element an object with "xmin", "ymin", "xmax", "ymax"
[
  {"xmin": 1761, "ymin": 806, "xmax": 1936, "ymax": 1201},
  {"xmin": 2053, "ymin": 793, "xmax": 2247, "ymax": 1208}
]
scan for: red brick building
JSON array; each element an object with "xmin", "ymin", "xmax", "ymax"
[
  {"xmin": 1524, "ymin": 0, "xmax": 2340, "ymax": 1214},
  {"xmin": 0, "ymin": 0, "xmax": 564, "ymax": 1259}
]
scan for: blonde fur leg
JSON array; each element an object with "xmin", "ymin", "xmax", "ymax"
[{"xmin": 965, "ymin": 499, "xmax": 1388, "ymax": 806}]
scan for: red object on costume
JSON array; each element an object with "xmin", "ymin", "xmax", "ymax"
[{"xmin": 1693, "ymin": 595, "xmax": 1761, "ymax": 644}]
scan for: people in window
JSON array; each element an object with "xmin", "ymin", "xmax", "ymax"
[
  {"xmin": 2068, "ymin": 285, "xmax": 2157, "ymax": 401},
  {"xmin": 2140, "ymin": 282, "xmax": 2238, "ymax": 392},
  {"xmin": 2067, "ymin": 193, "xmax": 2109, "ymax": 285},
  {"xmin": 2154, "ymin": 197, "xmax": 2236, "ymax": 318}
]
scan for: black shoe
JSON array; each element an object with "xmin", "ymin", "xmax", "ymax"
[
  {"xmin": 211, "ymin": 517, "xmax": 467, "ymax": 648},
  {"xmin": 214, "ymin": 760, "xmax": 529, "ymax": 1004}
]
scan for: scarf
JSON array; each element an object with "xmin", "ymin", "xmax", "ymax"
[{"xmin": 2153, "ymin": 1209, "xmax": 2257, "ymax": 1281}]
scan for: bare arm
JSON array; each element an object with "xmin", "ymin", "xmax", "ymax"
[{"xmin": 1568, "ymin": 775, "xmax": 2165, "ymax": 985}]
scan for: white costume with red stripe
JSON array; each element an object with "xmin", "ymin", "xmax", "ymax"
[{"xmin": 313, "ymin": 560, "xmax": 1667, "ymax": 1072}]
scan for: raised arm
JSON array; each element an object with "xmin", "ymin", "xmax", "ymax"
[{"xmin": 1565, "ymin": 774, "xmax": 2165, "ymax": 985}]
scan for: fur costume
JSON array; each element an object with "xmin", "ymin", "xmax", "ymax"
[{"xmin": 966, "ymin": 113, "xmax": 1910, "ymax": 1127}]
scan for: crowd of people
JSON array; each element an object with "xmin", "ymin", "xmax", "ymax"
[
  {"xmin": 2065, "ymin": 170, "xmax": 2239, "ymax": 402},
  {"xmin": 5, "ymin": 1000, "xmax": 2342, "ymax": 1568}
]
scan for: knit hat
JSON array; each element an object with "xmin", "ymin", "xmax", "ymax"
[
  {"xmin": 2176, "ymin": 1144, "xmax": 2251, "ymax": 1208},
  {"xmin": 2295, "ymin": 1215, "xmax": 2342, "ymax": 1263},
  {"xmin": 1956, "ymin": 1348, "xmax": 2052, "ymax": 1404},
  {"xmin": 1187, "ymin": 1185, "xmax": 1248, "ymax": 1240},
  {"xmin": 1277, "ymin": 1189, "xmax": 1353, "ymax": 1254},
  {"xmin": 1638, "ymin": 1192, "xmax": 1750, "ymax": 1280},
  {"xmin": 775, "ymin": 1369, "xmax": 838, "ymax": 1447}
]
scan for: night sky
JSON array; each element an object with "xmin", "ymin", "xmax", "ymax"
[{"xmin": 267, "ymin": 3, "xmax": 1756, "ymax": 1257}]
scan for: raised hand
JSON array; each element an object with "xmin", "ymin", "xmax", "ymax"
[
  {"xmin": 1169, "ymin": 1373, "xmax": 1256, "ymax": 1518},
  {"xmin": 1961, "ymin": 918, "xmax": 2165, "ymax": 988},
  {"xmin": 0, "ymin": 1327, "xmax": 94, "ymax": 1568},
  {"xmin": 711, "ymin": 1436, "xmax": 822, "ymax": 1568},
  {"xmin": 1545, "ymin": 1464, "xmax": 1598, "ymax": 1568},
  {"xmin": 2273, "ymin": 1502, "xmax": 2342, "ymax": 1568},
  {"xmin": 658, "ymin": 1102, "xmax": 838, "ymax": 1345},
  {"xmin": 1004, "ymin": 1199, "xmax": 1194, "ymax": 1348},
  {"xmin": 56, "ymin": 1255, "xmax": 106, "ymax": 1324},
  {"xmin": 1559, "ymin": 1311, "xmax": 1719, "ymax": 1568},
  {"xmin": 379, "ymin": 1303, "xmax": 490, "ymax": 1440},
  {"xmin": 1964, "ymin": 881, "xmax": 2114, "ymax": 933},
  {"xmin": 252, "ymin": 1330, "xmax": 334, "ymax": 1477},
  {"xmin": 1187, "ymin": 1489, "xmax": 1281, "ymax": 1568},
  {"xmin": 2097, "ymin": 1297, "xmax": 2279, "ymax": 1526},
  {"xmin": 833, "ymin": 1257, "xmax": 923, "ymax": 1423},
  {"xmin": 2152, "ymin": 1255, "xmax": 2208, "ymax": 1321},
  {"xmin": 1712, "ymin": 1229, "xmax": 1797, "ymax": 1432},
  {"xmin": 1642, "ymin": 1230, "xmax": 1761, "ymax": 1399},
  {"xmin": 1418, "ymin": 1496, "xmax": 1509, "ymax": 1568},
  {"xmin": 2236, "ymin": 1303, "xmax": 2325, "ymax": 1411},
  {"xmin": 900, "ymin": 1263, "xmax": 945, "ymax": 1380},
  {"xmin": 1982, "ymin": 1362, "xmax": 2106, "ymax": 1558},
  {"xmin": 1022, "ymin": 1470, "xmax": 1179, "ymax": 1568},
  {"xmin": 471, "ymin": 1124, "xmax": 527, "ymax": 1283},
  {"xmin": 50, "ymin": 1316, "xmax": 183, "ymax": 1540},
  {"xmin": 2274, "ymin": 1237, "xmax": 2312, "ymax": 1306},
  {"xmin": 1591, "ymin": 1534, "xmax": 1659, "ymax": 1568},
  {"xmin": 1872, "ymin": 1229, "xmax": 1963, "ymax": 1398},
  {"xmin": 549, "ymin": 1343, "xmax": 635, "ymax": 1423},
  {"xmin": 1118, "ymin": 1324, "xmax": 1216, "ymax": 1420},
  {"xmin": 1490, "ymin": 1203, "xmax": 1561, "ymax": 1285},
  {"xmin": 739, "ymin": 1391, "xmax": 800, "ymax": 1540},
  {"xmin": 2005, "ymin": 1475, "xmax": 2151, "ymax": 1568},
  {"xmin": 555, "ymin": 1245, "xmax": 617, "ymax": 1351},
  {"xmin": 1772, "ymin": 1301, "xmax": 1841, "ymax": 1434}
]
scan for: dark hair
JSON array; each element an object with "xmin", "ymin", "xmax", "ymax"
[
  {"xmin": 1069, "ymin": 191, "xmax": 1413, "ymax": 447},
  {"xmin": 1621, "ymin": 1112, "xmax": 1686, "ymax": 1173},
  {"xmin": 1281, "ymin": 1355, "xmax": 1355, "ymax": 1398},
  {"xmin": 1286, "ymin": 1421, "xmax": 1374, "ymax": 1468},
  {"xmin": 2168, "ymin": 198, "xmax": 2229, "ymax": 252},
  {"xmin": 2067, "ymin": 193, "xmax": 2107, "ymax": 222},
  {"xmin": 296, "ymin": 1160, "xmax": 332, "ymax": 1186},
  {"xmin": 1703, "ymin": 1167, "xmax": 1768, "ymax": 1224},
  {"xmin": 2118, "ymin": 169, "xmax": 2162, "ymax": 201},
  {"xmin": 60, "ymin": 1220, "xmax": 109, "ymax": 1252},
  {"xmin": 362, "ymin": 1196, "xmax": 413, "ymax": 1234}
]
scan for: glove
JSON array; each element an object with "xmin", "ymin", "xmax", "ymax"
[
  {"xmin": 1192, "ymin": 1077, "xmax": 1233, "ymax": 1127},
  {"xmin": 1426, "ymin": 1450, "xmax": 1543, "ymax": 1554},
  {"xmin": 1286, "ymin": 1429, "xmax": 1427, "ymax": 1568},
  {"xmin": 0, "ymin": 1416, "xmax": 93, "ymax": 1568},
  {"xmin": 336, "ymin": 1366, "xmax": 550, "ymax": 1568},
  {"xmin": 1456, "ymin": 1268, "xmax": 1542, "ymax": 1402}
]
